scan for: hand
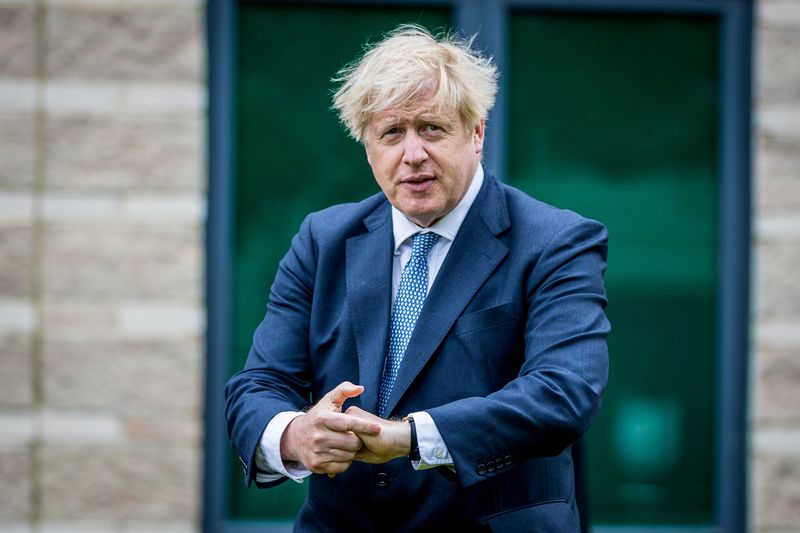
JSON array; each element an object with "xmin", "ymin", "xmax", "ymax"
[
  {"xmin": 280, "ymin": 382, "xmax": 381, "ymax": 475},
  {"xmin": 345, "ymin": 406, "xmax": 411, "ymax": 464}
]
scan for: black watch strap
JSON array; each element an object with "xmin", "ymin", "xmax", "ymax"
[{"xmin": 407, "ymin": 415, "xmax": 420, "ymax": 461}]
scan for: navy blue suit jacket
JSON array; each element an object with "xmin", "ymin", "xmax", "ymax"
[{"xmin": 225, "ymin": 173, "xmax": 610, "ymax": 532}]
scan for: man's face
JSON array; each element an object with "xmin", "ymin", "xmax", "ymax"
[{"xmin": 363, "ymin": 99, "xmax": 485, "ymax": 227}]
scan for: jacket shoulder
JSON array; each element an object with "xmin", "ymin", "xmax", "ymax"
[
  {"xmin": 303, "ymin": 191, "xmax": 388, "ymax": 240},
  {"xmin": 498, "ymin": 180, "xmax": 606, "ymax": 237}
]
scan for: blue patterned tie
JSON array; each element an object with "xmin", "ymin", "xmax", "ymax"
[{"xmin": 378, "ymin": 232, "xmax": 440, "ymax": 416}]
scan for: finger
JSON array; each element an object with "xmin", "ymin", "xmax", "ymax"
[
  {"xmin": 344, "ymin": 406, "xmax": 382, "ymax": 422},
  {"xmin": 324, "ymin": 413, "xmax": 380, "ymax": 436},
  {"xmin": 323, "ymin": 381, "xmax": 365, "ymax": 409},
  {"xmin": 319, "ymin": 447, "xmax": 361, "ymax": 462},
  {"xmin": 307, "ymin": 426, "xmax": 363, "ymax": 454},
  {"xmin": 318, "ymin": 460, "xmax": 352, "ymax": 476},
  {"xmin": 354, "ymin": 450, "xmax": 383, "ymax": 464},
  {"xmin": 315, "ymin": 432, "xmax": 363, "ymax": 454}
]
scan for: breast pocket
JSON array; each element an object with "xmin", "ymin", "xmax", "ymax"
[
  {"xmin": 451, "ymin": 302, "xmax": 524, "ymax": 389},
  {"xmin": 455, "ymin": 301, "xmax": 520, "ymax": 336}
]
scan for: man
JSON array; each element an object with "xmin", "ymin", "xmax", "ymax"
[{"xmin": 225, "ymin": 24, "xmax": 609, "ymax": 532}]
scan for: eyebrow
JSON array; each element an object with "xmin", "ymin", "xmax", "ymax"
[{"xmin": 373, "ymin": 113, "xmax": 451, "ymax": 128}]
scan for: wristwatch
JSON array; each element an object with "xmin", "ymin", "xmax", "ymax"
[{"xmin": 405, "ymin": 415, "xmax": 420, "ymax": 461}]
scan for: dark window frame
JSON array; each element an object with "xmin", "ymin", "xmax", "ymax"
[{"xmin": 205, "ymin": 1, "xmax": 752, "ymax": 531}]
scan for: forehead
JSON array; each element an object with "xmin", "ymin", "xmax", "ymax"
[{"xmin": 369, "ymin": 100, "xmax": 460, "ymax": 126}]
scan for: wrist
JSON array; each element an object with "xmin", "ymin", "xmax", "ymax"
[
  {"xmin": 280, "ymin": 415, "xmax": 304, "ymax": 463},
  {"xmin": 402, "ymin": 416, "xmax": 419, "ymax": 461},
  {"xmin": 390, "ymin": 418, "xmax": 412, "ymax": 459}
]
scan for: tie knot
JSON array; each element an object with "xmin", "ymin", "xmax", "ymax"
[{"xmin": 411, "ymin": 232, "xmax": 439, "ymax": 258}]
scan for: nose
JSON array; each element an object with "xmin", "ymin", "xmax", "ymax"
[{"xmin": 401, "ymin": 132, "xmax": 428, "ymax": 166}]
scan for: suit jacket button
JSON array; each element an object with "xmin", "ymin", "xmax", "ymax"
[
  {"xmin": 504, "ymin": 455, "xmax": 512, "ymax": 466},
  {"xmin": 476, "ymin": 464, "xmax": 487, "ymax": 476},
  {"xmin": 375, "ymin": 472, "xmax": 390, "ymax": 488},
  {"xmin": 486, "ymin": 460, "xmax": 495, "ymax": 472}
]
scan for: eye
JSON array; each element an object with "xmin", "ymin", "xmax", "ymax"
[
  {"xmin": 423, "ymin": 124, "xmax": 443, "ymax": 134},
  {"xmin": 382, "ymin": 126, "xmax": 401, "ymax": 138}
]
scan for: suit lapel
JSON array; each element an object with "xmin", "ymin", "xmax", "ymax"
[
  {"xmin": 382, "ymin": 175, "xmax": 510, "ymax": 416},
  {"xmin": 346, "ymin": 202, "xmax": 393, "ymax": 413}
]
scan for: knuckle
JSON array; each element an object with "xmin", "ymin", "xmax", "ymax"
[{"xmin": 307, "ymin": 458, "xmax": 324, "ymax": 472}]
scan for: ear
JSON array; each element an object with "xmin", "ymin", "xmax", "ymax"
[{"xmin": 473, "ymin": 118, "xmax": 486, "ymax": 154}]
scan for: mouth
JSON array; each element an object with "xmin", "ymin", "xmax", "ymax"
[{"xmin": 399, "ymin": 174, "xmax": 436, "ymax": 192}]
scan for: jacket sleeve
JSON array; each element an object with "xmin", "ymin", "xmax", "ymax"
[
  {"xmin": 427, "ymin": 217, "xmax": 610, "ymax": 489},
  {"xmin": 224, "ymin": 213, "xmax": 318, "ymax": 487}
]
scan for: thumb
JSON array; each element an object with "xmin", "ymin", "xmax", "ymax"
[{"xmin": 323, "ymin": 381, "xmax": 364, "ymax": 410}]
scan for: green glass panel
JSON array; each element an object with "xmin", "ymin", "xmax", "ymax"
[
  {"xmin": 507, "ymin": 12, "xmax": 719, "ymax": 525},
  {"xmin": 231, "ymin": 2, "xmax": 451, "ymax": 522}
]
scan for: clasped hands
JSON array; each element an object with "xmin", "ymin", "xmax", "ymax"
[{"xmin": 280, "ymin": 381, "xmax": 412, "ymax": 476}]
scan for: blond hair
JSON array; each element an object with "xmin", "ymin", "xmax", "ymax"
[{"xmin": 332, "ymin": 24, "xmax": 498, "ymax": 142}]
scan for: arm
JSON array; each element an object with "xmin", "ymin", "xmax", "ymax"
[
  {"xmin": 346, "ymin": 408, "xmax": 454, "ymax": 469},
  {"xmin": 427, "ymin": 218, "xmax": 610, "ymax": 488},
  {"xmin": 224, "ymin": 215, "xmax": 378, "ymax": 485},
  {"xmin": 344, "ymin": 220, "xmax": 608, "ymax": 480}
]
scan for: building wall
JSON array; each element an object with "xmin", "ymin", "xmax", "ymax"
[
  {"xmin": 0, "ymin": 0, "xmax": 205, "ymax": 531},
  {"xmin": 0, "ymin": 0, "xmax": 798, "ymax": 532},
  {"xmin": 752, "ymin": 1, "xmax": 800, "ymax": 531}
]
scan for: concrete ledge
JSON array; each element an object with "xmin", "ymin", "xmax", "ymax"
[
  {"xmin": 760, "ymin": 0, "xmax": 800, "ymax": 29},
  {"xmin": 0, "ymin": 80, "xmax": 36, "ymax": 112},
  {"xmin": 41, "ymin": 193, "xmax": 205, "ymax": 222},
  {"xmin": 118, "ymin": 303, "xmax": 203, "ymax": 339},
  {"xmin": 0, "ymin": 411, "xmax": 34, "ymax": 446},
  {"xmin": 0, "ymin": 193, "xmax": 34, "ymax": 222},
  {"xmin": 756, "ymin": 320, "xmax": 800, "ymax": 349},
  {"xmin": 43, "ymin": 81, "xmax": 203, "ymax": 115},
  {"xmin": 44, "ymin": 0, "xmax": 201, "ymax": 7},
  {"xmin": 41, "ymin": 410, "xmax": 125, "ymax": 445},
  {"xmin": 0, "ymin": 299, "xmax": 36, "ymax": 333},
  {"xmin": 757, "ymin": 214, "xmax": 800, "ymax": 240},
  {"xmin": 759, "ymin": 106, "xmax": 800, "ymax": 140}
]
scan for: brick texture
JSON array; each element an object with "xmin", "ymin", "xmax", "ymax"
[
  {"xmin": 758, "ymin": 27, "xmax": 800, "ymax": 105},
  {"xmin": 0, "ymin": 4, "xmax": 37, "ymax": 79},
  {"xmin": 45, "ymin": 7, "xmax": 201, "ymax": 82},
  {"xmin": 0, "ymin": 332, "xmax": 34, "ymax": 407},
  {"xmin": 0, "ymin": 112, "xmax": 36, "ymax": 190},
  {"xmin": 0, "ymin": 450, "xmax": 31, "ymax": 519},
  {"xmin": 755, "ymin": 454, "xmax": 800, "ymax": 529},
  {"xmin": 757, "ymin": 138, "xmax": 800, "ymax": 211},
  {"xmin": 0, "ymin": 223, "xmax": 34, "ymax": 298},
  {"xmin": 42, "ymin": 338, "xmax": 201, "ymax": 410},
  {"xmin": 757, "ymin": 239, "xmax": 800, "ymax": 319},
  {"xmin": 753, "ymin": 2, "xmax": 800, "ymax": 533},
  {"xmin": 0, "ymin": 1, "xmax": 204, "ymax": 530},
  {"xmin": 40, "ymin": 447, "xmax": 198, "ymax": 520},
  {"xmin": 41, "ymin": 221, "xmax": 201, "ymax": 302},
  {"xmin": 756, "ymin": 349, "xmax": 800, "ymax": 424},
  {"xmin": 45, "ymin": 114, "xmax": 202, "ymax": 193}
]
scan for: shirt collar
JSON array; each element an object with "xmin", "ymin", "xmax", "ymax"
[{"xmin": 391, "ymin": 164, "xmax": 484, "ymax": 253}]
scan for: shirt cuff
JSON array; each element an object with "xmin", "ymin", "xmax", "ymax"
[
  {"xmin": 255, "ymin": 411, "xmax": 312, "ymax": 484},
  {"xmin": 409, "ymin": 411, "xmax": 453, "ymax": 470}
]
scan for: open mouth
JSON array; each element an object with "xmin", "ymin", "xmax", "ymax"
[{"xmin": 400, "ymin": 175, "xmax": 436, "ymax": 192}]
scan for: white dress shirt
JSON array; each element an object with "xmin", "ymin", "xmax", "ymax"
[{"xmin": 255, "ymin": 165, "xmax": 485, "ymax": 483}]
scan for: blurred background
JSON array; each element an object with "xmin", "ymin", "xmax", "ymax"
[{"xmin": 0, "ymin": 0, "xmax": 797, "ymax": 532}]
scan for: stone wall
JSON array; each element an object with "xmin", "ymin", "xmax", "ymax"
[
  {"xmin": 0, "ymin": 0, "xmax": 205, "ymax": 531},
  {"xmin": 753, "ymin": 1, "xmax": 800, "ymax": 531},
  {"xmin": 0, "ymin": 0, "xmax": 798, "ymax": 531}
]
